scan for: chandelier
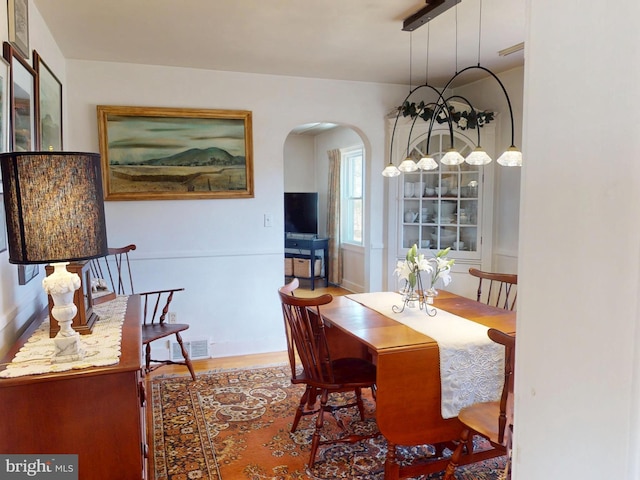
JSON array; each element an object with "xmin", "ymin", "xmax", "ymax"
[{"xmin": 382, "ymin": 1, "xmax": 523, "ymax": 178}]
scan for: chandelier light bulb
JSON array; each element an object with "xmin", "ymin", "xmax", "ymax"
[
  {"xmin": 417, "ymin": 154, "xmax": 438, "ymax": 170},
  {"xmin": 496, "ymin": 146, "xmax": 523, "ymax": 167},
  {"xmin": 440, "ymin": 148, "xmax": 465, "ymax": 166},
  {"xmin": 398, "ymin": 157, "xmax": 418, "ymax": 173},
  {"xmin": 382, "ymin": 163, "xmax": 401, "ymax": 177},
  {"xmin": 465, "ymin": 146, "xmax": 492, "ymax": 165}
]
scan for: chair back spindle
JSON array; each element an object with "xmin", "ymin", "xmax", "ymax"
[
  {"xmin": 279, "ymin": 288, "xmax": 335, "ymax": 386},
  {"xmin": 90, "ymin": 244, "xmax": 137, "ymax": 295},
  {"xmin": 469, "ymin": 267, "xmax": 518, "ymax": 310}
]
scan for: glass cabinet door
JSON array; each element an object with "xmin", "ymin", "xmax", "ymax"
[{"xmin": 401, "ymin": 131, "xmax": 482, "ymax": 257}]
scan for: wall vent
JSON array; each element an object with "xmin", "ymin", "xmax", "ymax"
[{"xmin": 171, "ymin": 339, "xmax": 210, "ymax": 361}]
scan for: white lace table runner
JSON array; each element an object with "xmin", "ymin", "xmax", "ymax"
[
  {"xmin": 0, "ymin": 295, "xmax": 129, "ymax": 378},
  {"xmin": 346, "ymin": 292, "xmax": 504, "ymax": 419}
]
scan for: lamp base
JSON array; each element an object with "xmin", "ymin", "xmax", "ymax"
[
  {"xmin": 42, "ymin": 262, "xmax": 87, "ymax": 363},
  {"xmin": 52, "ymin": 333, "xmax": 86, "ymax": 363}
]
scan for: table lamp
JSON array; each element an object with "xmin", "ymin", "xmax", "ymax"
[{"xmin": 0, "ymin": 151, "xmax": 108, "ymax": 363}]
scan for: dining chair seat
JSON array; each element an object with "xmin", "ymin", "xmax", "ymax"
[
  {"xmin": 330, "ymin": 357, "xmax": 377, "ymax": 387},
  {"xmin": 141, "ymin": 322, "xmax": 190, "ymax": 344},
  {"xmin": 457, "ymin": 401, "xmax": 501, "ymax": 443}
]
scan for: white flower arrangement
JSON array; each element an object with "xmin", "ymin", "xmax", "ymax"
[
  {"xmin": 395, "ymin": 244, "xmax": 455, "ymax": 291},
  {"xmin": 429, "ymin": 247, "xmax": 455, "ymax": 289}
]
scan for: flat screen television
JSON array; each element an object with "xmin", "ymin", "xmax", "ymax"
[{"xmin": 284, "ymin": 192, "xmax": 318, "ymax": 235}]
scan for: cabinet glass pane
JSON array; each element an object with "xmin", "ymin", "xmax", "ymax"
[{"xmin": 401, "ymin": 132, "xmax": 481, "ymax": 254}]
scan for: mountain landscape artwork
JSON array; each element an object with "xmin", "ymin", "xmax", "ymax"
[{"xmin": 97, "ymin": 106, "xmax": 254, "ymax": 200}]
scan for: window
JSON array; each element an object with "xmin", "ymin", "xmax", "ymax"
[{"xmin": 341, "ymin": 146, "xmax": 364, "ymax": 245}]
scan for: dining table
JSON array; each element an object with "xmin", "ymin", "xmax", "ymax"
[{"xmin": 319, "ymin": 289, "xmax": 516, "ymax": 480}]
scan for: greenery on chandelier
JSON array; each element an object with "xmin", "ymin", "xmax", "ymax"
[{"xmin": 398, "ymin": 101, "xmax": 495, "ymax": 131}]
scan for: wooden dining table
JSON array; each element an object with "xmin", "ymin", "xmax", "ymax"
[{"xmin": 320, "ymin": 290, "xmax": 516, "ymax": 480}]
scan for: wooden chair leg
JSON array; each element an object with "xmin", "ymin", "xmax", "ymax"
[
  {"xmin": 306, "ymin": 387, "xmax": 319, "ymax": 409},
  {"xmin": 292, "ymin": 385, "xmax": 313, "ymax": 433},
  {"xmin": 354, "ymin": 387, "xmax": 366, "ymax": 421},
  {"xmin": 175, "ymin": 332, "xmax": 196, "ymax": 381},
  {"xmin": 443, "ymin": 428, "xmax": 470, "ymax": 480},
  {"xmin": 308, "ymin": 389, "xmax": 329, "ymax": 467},
  {"xmin": 434, "ymin": 442, "xmax": 448, "ymax": 457},
  {"xmin": 145, "ymin": 343, "xmax": 152, "ymax": 373}
]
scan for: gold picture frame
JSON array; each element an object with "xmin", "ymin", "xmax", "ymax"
[{"xmin": 97, "ymin": 105, "xmax": 254, "ymax": 200}]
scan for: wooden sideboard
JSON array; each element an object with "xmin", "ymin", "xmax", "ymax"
[{"xmin": 0, "ymin": 295, "xmax": 147, "ymax": 480}]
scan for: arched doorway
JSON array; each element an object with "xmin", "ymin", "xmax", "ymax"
[{"xmin": 283, "ymin": 123, "xmax": 369, "ymax": 293}]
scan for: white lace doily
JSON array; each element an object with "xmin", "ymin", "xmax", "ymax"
[
  {"xmin": 0, "ymin": 295, "xmax": 129, "ymax": 378},
  {"xmin": 346, "ymin": 292, "xmax": 505, "ymax": 419}
]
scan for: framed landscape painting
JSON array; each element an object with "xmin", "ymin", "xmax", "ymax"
[{"xmin": 96, "ymin": 106, "xmax": 254, "ymax": 200}]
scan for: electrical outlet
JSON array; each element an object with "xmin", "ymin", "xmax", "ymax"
[{"xmin": 168, "ymin": 312, "xmax": 177, "ymax": 324}]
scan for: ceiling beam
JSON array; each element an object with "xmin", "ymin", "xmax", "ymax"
[{"xmin": 402, "ymin": 0, "xmax": 461, "ymax": 32}]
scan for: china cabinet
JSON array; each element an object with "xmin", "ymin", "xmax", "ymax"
[{"xmin": 386, "ymin": 109, "xmax": 496, "ymax": 297}]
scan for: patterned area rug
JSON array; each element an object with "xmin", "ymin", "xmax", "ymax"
[{"xmin": 150, "ymin": 365, "xmax": 506, "ymax": 480}]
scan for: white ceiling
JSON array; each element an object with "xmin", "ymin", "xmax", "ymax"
[{"xmin": 32, "ymin": 0, "xmax": 525, "ymax": 87}]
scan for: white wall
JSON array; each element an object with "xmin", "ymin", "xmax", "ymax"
[
  {"xmin": 517, "ymin": 2, "xmax": 640, "ymax": 478},
  {"xmin": 63, "ymin": 60, "xmax": 406, "ymax": 357},
  {"xmin": 283, "ymin": 134, "xmax": 316, "ymax": 192}
]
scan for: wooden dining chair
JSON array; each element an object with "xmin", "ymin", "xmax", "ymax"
[
  {"xmin": 468, "ymin": 267, "xmax": 518, "ymax": 310},
  {"xmin": 278, "ymin": 278, "xmax": 320, "ymax": 433},
  {"xmin": 90, "ymin": 244, "xmax": 196, "ymax": 381},
  {"xmin": 278, "ymin": 279, "xmax": 378, "ymax": 467},
  {"xmin": 443, "ymin": 328, "xmax": 515, "ymax": 480}
]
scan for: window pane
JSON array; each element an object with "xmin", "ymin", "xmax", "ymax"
[
  {"xmin": 352, "ymin": 198, "xmax": 362, "ymax": 243},
  {"xmin": 341, "ymin": 146, "xmax": 364, "ymax": 245}
]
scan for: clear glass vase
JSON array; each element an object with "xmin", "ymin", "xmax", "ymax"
[
  {"xmin": 404, "ymin": 284, "xmax": 420, "ymax": 307},
  {"xmin": 425, "ymin": 287, "xmax": 438, "ymax": 304}
]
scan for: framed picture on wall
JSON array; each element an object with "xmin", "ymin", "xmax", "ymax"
[
  {"xmin": 17, "ymin": 264, "xmax": 38, "ymax": 285},
  {"xmin": 7, "ymin": 0, "xmax": 29, "ymax": 59},
  {"xmin": 33, "ymin": 51, "xmax": 62, "ymax": 150},
  {"xmin": 96, "ymin": 105, "xmax": 254, "ymax": 200},
  {"xmin": 0, "ymin": 57, "xmax": 9, "ymax": 154},
  {"xmin": 3, "ymin": 42, "xmax": 36, "ymax": 151}
]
